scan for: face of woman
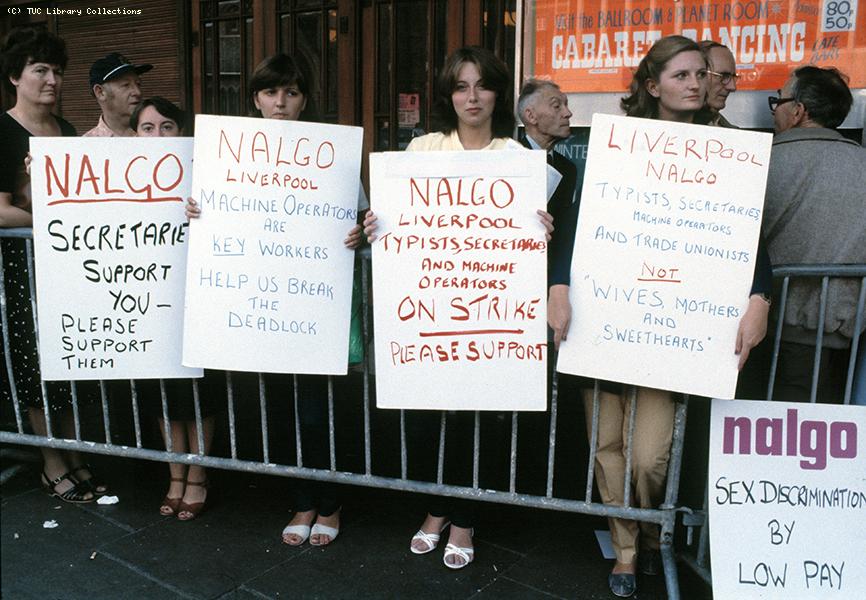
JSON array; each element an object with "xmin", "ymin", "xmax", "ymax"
[
  {"xmin": 647, "ymin": 50, "xmax": 707, "ymax": 121},
  {"xmin": 136, "ymin": 105, "xmax": 180, "ymax": 137},
  {"xmin": 254, "ymin": 83, "xmax": 306, "ymax": 120},
  {"xmin": 451, "ymin": 62, "xmax": 496, "ymax": 131},
  {"xmin": 11, "ymin": 60, "xmax": 63, "ymax": 107}
]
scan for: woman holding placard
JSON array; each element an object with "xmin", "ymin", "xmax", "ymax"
[
  {"xmin": 364, "ymin": 46, "xmax": 554, "ymax": 570},
  {"xmin": 584, "ymin": 35, "xmax": 772, "ymax": 598},
  {"xmin": 186, "ymin": 53, "xmax": 364, "ymax": 545},
  {"xmin": 131, "ymin": 97, "xmax": 222, "ymax": 520},
  {"xmin": 0, "ymin": 27, "xmax": 110, "ymax": 503}
]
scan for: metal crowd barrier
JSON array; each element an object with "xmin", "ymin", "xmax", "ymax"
[
  {"xmin": 677, "ymin": 263, "xmax": 866, "ymax": 587},
  {"xmin": 4, "ymin": 224, "xmax": 863, "ymax": 599}
]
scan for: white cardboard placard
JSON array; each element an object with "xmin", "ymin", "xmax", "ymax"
[
  {"xmin": 29, "ymin": 137, "xmax": 201, "ymax": 380},
  {"xmin": 182, "ymin": 115, "xmax": 362, "ymax": 374},
  {"xmin": 370, "ymin": 150, "xmax": 548, "ymax": 410},
  {"xmin": 709, "ymin": 399, "xmax": 866, "ymax": 599},
  {"xmin": 557, "ymin": 113, "xmax": 772, "ymax": 398}
]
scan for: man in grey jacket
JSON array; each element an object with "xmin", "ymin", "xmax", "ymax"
[{"xmin": 763, "ymin": 66, "xmax": 866, "ymax": 402}]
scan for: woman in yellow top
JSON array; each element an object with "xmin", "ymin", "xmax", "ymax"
[{"xmin": 365, "ymin": 46, "xmax": 553, "ymax": 570}]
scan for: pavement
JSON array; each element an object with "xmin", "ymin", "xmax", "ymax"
[{"xmin": 1, "ymin": 448, "xmax": 712, "ymax": 600}]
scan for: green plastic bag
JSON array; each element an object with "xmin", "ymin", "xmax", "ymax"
[{"xmin": 348, "ymin": 268, "xmax": 364, "ymax": 365}]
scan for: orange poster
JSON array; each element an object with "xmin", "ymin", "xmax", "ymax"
[{"xmin": 529, "ymin": 0, "xmax": 866, "ymax": 92}]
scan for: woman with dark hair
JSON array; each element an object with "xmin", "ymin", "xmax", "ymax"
[
  {"xmin": 132, "ymin": 96, "xmax": 221, "ymax": 520},
  {"xmin": 130, "ymin": 96, "xmax": 186, "ymax": 136},
  {"xmin": 364, "ymin": 46, "xmax": 553, "ymax": 570},
  {"xmin": 0, "ymin": 26, "xmax": 105, "ymax": 502},
  {"xmin": 586, "ymin": 35, "xmax": 771, "ymax": 598},
  {"xmin": 187, "ymin": 53, "xmax": 364, "ymax": 544}
]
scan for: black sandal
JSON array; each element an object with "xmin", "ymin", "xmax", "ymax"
[
  {"xmin": 41, "ymin": 471, "xmax": 95, "ymax": 504},
  {"xmin": 70, "ymin": 463, "xmax": 108, "ymax": 496}
]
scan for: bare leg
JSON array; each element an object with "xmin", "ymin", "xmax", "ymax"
[
  {"xmin": 158, "ymin": 419, "xmax": 188, "ymax": 514},
  {"xmin": 28, "ymin": 408, "xmax": 92, "ymax": 499},
  {"xmin": 177, "ymin": 416, "xmax": 215, "ymax": 515}
]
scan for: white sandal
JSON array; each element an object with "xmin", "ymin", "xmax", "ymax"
[
  {"xmin": 310, "ymin": 522, "xmax": 340, "ymax": 546},
  {"xmin": 443, "ymin": 543, "xmax": 475, "ymax": 569},
  {"xmin": 281, "ymin": 523, "xmax": 311, "ymax": 546},
  {"xmin": 410, "ymin": 521, "xmax": 450, "ymax": 554}
]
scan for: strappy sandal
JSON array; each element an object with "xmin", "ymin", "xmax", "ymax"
[
  {"xmin": 159, "ymin": 477, "xmax": 186, "ymax": 516},
  {"xmin": 41, "ymin": 471, "xmax": 94, "ymax": 504},
  {"xmin": 443, "ymin": 528, "xmax": 474, "ymax": 570},
  {"xmin": 70, "ymin": 463, "xmax": 108, "ymax": 496},
  {"xmin": 410, "ymin": 521, "xmax": 450, "ymax": 554},
  {"xmin": 176, "ymin": 479, "xmax": 209, "ymax": 521}
]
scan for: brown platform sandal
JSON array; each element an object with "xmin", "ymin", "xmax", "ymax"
[
  {"xmin": 159, "ymin": 477, "xmax": 186, "ymax": 516},
  {"xmin": 177, "ymin": 479, "xmax": 209, "ymax": 521},
  {"xmin": 41, "ymin": 471, "xmax": 94, "ymax": 504}
]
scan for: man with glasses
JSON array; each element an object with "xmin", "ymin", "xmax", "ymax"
[
  {"xmin": 699, "ymin": 40, "xmax": 739, "ymax": 127},
  {"xmin": 763, "ymin": 66, "xmax": 866, "ymax": 402}
]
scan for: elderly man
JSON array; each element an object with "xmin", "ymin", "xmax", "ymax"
[
  {"xmin": 763, "ymin": 66, "xmax": 866, "ymax": 402},
  {"xmin": 83, "ymin": 53, "xmax": 152, "ymax": 137},
  {"xmin": 699, "ymin": 40, "xmax": 738, "ymax": 127},
  {"xmin": 517, "ymin": 79, "xmax": 578, "ymax": 346}
]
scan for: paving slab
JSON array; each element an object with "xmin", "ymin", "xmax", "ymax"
[
  {"xmin": 1, "ymin": 488, "xmax": 170, "ymax": 599},
  {"xmin": 471, "ymin": 576, "xmax": 568, "ymax": 600}
]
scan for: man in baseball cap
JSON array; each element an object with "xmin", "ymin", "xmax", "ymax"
[{"xmin": 83, "ymin": 53, "xmax": 153, "ymax": 137}]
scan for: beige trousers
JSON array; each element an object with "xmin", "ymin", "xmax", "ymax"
[{"xmin": 583, "ymin": 387, "xmax": 675, "ymax": 565}]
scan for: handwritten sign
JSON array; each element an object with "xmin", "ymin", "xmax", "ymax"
[
  {"xmin": 29, "ymin": 138, "xmax": 201, "ymax": 381},
  {"xmin": 556, "ymin": 114, "xmax": 771, "ymax": 398},
  {"xmin": 370, "ymin": 150, "xmax": 548, "ymax": 410},
  {"xmin": 528, "ymin": 0, "xmax": 866, "ymax": 92},
  {"xmin": 709, "ymin": 399, "xmax": 866, "ymax": 598},
  {"xmin": 182, "ymin": 115, "xmax": 362, "ymax": 375}
]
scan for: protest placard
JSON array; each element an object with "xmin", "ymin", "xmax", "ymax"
[
  {"xmin": 370, "ymin": 150, "xmax": 548, "ymax": 410},
  {"xmin": 709, "ymin": 399, "xmax": 866, "ymax": 599},
  {"xmin": 182, "ymin": 115, "xmax": 362, "ymax": 375},
  {"xmin": 556, "ymin": 113, "xmax": 772, "ymax": 398},
  {"xmin": 29, "ymin": 138, "xmax": 201, "ymax": 381}
]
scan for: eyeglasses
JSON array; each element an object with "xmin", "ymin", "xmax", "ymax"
[
  {"xmin": 706, "ymin": 69, "xmax": 739, "ymax": 85},
  {"xmin": 767, "ymin": 90, "xmax": 797, "ymax": 113}
]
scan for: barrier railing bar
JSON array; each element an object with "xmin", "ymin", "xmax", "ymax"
[
  {"xmin": 159, "ymin": 380, "xmax": 172, "ymax": 452},
  {"xmin": 0, "ymin": 244, "xmax": 25, "ymax": 434},
  {"xmin": 192, "ymin": 378, "xmax": 204, "ymax": 454},
  {"xmin": 98, "ymin": 380, "xmax": 111, "ymax": 443},
  {"xmin": 70, "ymin": 381, "xmax": 81, "ymax": 441},
  {"xmin": 623, "ymin": 386, "xmax": 638, "ymax": 508},
  {"xmin": 545, "ymin": 372, "xmax": 558, "ymax": 498},
  {"xmin": 766, "ymin": 277, "xmax": 790, "ymax": 401},
  {"xmin": 226, "ymin": 372, "xmax": 238, "ymax": 460},
  {"xmin": 130, "ymin": 380, "xmax": 142, "ymax": 448},
  {"xmin": 509, "ymin": 411, "xmax": 518, "ymax": 494},
  {"xmin": 293, "ymin": 374, "xmax": 302, "ymax": 466},
  {"xmin": 472, "ymin": 410, "xmax": 480, "ymax": 489},
  {"xmin": 436, "ymin": 411, "xmax": 446, "ymax": 485},
  {"xmin": 360, "ymin": 256, "xmax": 372, "ymax": 476},
  {"xmin": 662, "ymin": 397, "xmax": 689, "ymax": 509},
  {"xmin": 0, "ymin": 430, "xmax": 672, "ymax": 524},
  {"xmin": 328, "ymin": 376, "xmax": 336, "ymax": 471},
  {"xmin": 585, "ymin": 380, "xmax": 600, "ymax": 503},
  {"xmin": 843, "ymin": 277, "xmax": 866, "ymax": 405},
  {"xmin": 399, "ymin": 409, "xmax": 407, "ymax": 479},
  {"xmin": 258, "ymin": 373, "xmax": 269, "ymax": 464},
  {"xmin": 809, "ymin": 277, "xmax": 830, "ymax": 403}
]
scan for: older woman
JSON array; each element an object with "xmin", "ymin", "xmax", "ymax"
[{"xmin": 1, "ymin": 26, "xmax": 104, "ymax": 502}]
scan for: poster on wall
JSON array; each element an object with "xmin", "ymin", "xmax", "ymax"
[
  {"xmin": 30, "ymin": 138, "xmax": 202, "ymax": 381},
  {"xmin": 709, "ymin": 398, "xmax": 866, "ymax": 599},
  {"xmin": 529, "ymin": 0, "xmax": 866, "ymax": 92},
  {"xmin": 556, "ymin": 113, "xmax": 772, "ymax": 399},
  {"xmin": 182, "ymin": 115, "xmax": 363, "ymax": 375},
  {"xmin": 370, "ymin": 150, "xmax": 549, "ymax": 410}
]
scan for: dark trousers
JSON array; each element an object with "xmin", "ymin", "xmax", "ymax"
[{"xmin": 291, "ymin": 374, "xmax": 339, "ymax": 516}]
